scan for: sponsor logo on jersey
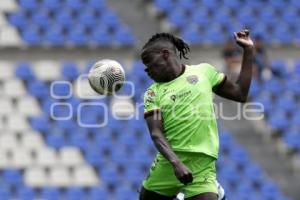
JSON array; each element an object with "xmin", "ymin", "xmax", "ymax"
[{"xmin": 170, "ymin": 90, "xmax": 191, "ymax": 102}]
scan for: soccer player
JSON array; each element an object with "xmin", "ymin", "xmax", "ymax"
[{"xmin": 139, "ymin": 30, "xmax": 254, "ymax": 200}]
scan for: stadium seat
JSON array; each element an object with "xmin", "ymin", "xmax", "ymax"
[
  {"xmin": 68, "ymin": 26, "xmax": 88, "ymax": 46},
  {"xmin": 16, "ymin": 186, "xmax": 36, "ymax": 200},
  {"xmin": 21, "ymin": 26, "xmax": 43, "ymax": 45},
  {"xmin": 0, "ymin": 98, "xmax": 14, "ymax": 115},
  {"xmin": 31, "ymin": 10, "xmax": 51, "ymax": 29},
  {"xmin": 41, "ymin": 187, "xmax": 61, "ymax": 200},
  {"xmin": 15, "ymin": 62, "xmax": 35, "ymax": 81},
  {"xmin": 7, "ymin": 114, "xmax": 29, "ymax": 132},
  {"xmin": 27, "ymin": 80, "xmax": 49, "ymax": 99},
  {"xmin": 3, "ymin": 79, "xmax": 26, "ymax": 98},
  {"xmin": 88, "ymin": 187, "xmax": 110, "ymax": 200},
  {"xmin": 45, "ymin": 26, "xmax": 65, "ymax": 46},
  {"xmin": 29, "ymin": 115, "xmax": 51, "ymax": 133},
  {"xmin": 61, "ymin": 62, "xmax": 79, "ymax": 81},
  {"xmin": 167, "ymin": 8, "xmax": 189, "ymax": 29},
  {"xmin": 19, "ymin": 0, "xmax": 39, "ymax": 11},
  {"xmin": 21, "ymin": 132, "xmax": 45, "ymax": 150},
  {"xmin": 2, "ymin": 169, "xmax": 23, "ymax": 187},
  {"xmin": 0, "ymin": 61, "xmax": 14, "ymax": 80},
  {"xmin": 46, "ymin": 133, "xmax": 67, "ymax": 149},
  {"xmin": 35, "ymin": 148, "xmax": 58, "ymax": 167},
  {"xmin": 59, "ymin": 147, "xmax": 84, "ymax": 167},
  {"xmin": 64, "ymin": 0, "xmax": 84, "ymax": 11},
  {"xmin": 49, "ymin": 166, "xmax": 72, "ymax": 187},
  {"xmin": 8, "ymin": 11, "xmax": 28, "ymax": 29},
  {"xmin": 17, "ymin": 96, "xmax": 41, "ymax": 116},
  {"xmin": 115, "ymin": 27, "xmax": 135, "ymax": 46},
  {"xmin": 73, "ymin": 165, "xmax": 99, "ymax": 186},
  {"xmin": 24, "ymin": 167, "xmax": 48, "ymax": 187},
  {"xmin": 153, "ymin": 0, "xmax": 175, "ymax": 13},
  {"xmin": 42, "ymin": 0, "xmax": 61, "ymax": 11},
  {"xmin": 11, "ymin": 148, "xmax": 33, "ymax": 169},
  {"xmin": 64, "ymin": 187, "xmax": 85, "ymax": 200},
  {"xmin": 0, "ymin": 187, "xmax": 12, "ymax": 200},
  {"xmin": 33, "ymin": 61, "xmax": 61, "ymax": 81}
]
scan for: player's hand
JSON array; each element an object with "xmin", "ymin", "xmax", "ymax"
[
  {"xmin": 173, "ymin": 161, "xmax": 193, "ymax": 185},
  {"xmin": 234, "ymin": 29, "xmax": 254, "ymax": 49}
]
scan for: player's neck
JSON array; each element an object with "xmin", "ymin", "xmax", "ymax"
[{"xmin": 167, "ymin": 63, "xmax": 185, "ymax": 81}]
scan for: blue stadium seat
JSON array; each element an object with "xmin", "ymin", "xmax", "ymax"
[
  {"xmin": 272, "ymin": 27, "xmax": 293, "ymax": 44},
  {"xmin": 91, "ymin": 28, "xmax": 112, "ymax": 46},
  {"xmin": 46, "ymin": 133, "xmax": 67, "ymax": 149},
  {"xmin": 86, "ymin": 0, "xmax": 107, "ymax": 11},
  {"xmin": 283, "ymin": 130, "xmax": 300, "ymax": 150},
  {"xmin": 31, "ymin": 10, "xmax": 51, "ymax": 29},
  {"xmin": 79, "ymin": 9, "xmax": 98, "ymax": 28},
  {"xmin": 270, "ymin": 59, "xmax": 289, "ymax": 78},
  {"xmin": 203, "ymin": 26, "xmax": 225, "ymax": 44},
  {"xmin": 15, "ymin": 62, "xmax": 35, "ymax": 81},
  {"xmin": 42, "ymin": 0, "xmax": 61, "ymax": 11},
  {"xmin": 2, "ymin": 170, "xmax": 23, "ymax": 187},
  {"xmin": 17, "ymin": 187, "xmax": 35, "ymax": 200},
  {"xmin": 115, "ymin": 27, "xmax": 135, "ymax": 46},
  {"xmin": 182, "ymin": 27, "xmax": 202, "ymax": 45},
  {"xmin": 236, "ymin": 10, "xmax": 256, "ymax": 28},
  {"xmin": 259, "ymin": 8, "xmax": 277, "ymax": 27},
  {"xmin": 61, "ymin": 62, "xmax": 79, "ymax": 81},
  {"xmin": 88, "ymin": 187, "xmax": 110, "ymax": 200},
  {"xmin": 19, "ymin": 0, "xmax": 39, "ymax": 11},
  {"xmin": 45, "ymin": 26, "xmax": 65, "ymax": 46},
  {"xmin": 64, "ymin": 0, "xmax": 84, "ymax": 11},
  {"xmin": 101, "ymin": 11, "xmax": 120, "ymax": 29},
  {"xmin": 201, "ymin": 0, "xmax": 218, "ymax": 9},
  {"xmin": 27, "ymin": 80, "xmax": 49, "ymax": 99},
  {"xmin": 192, "ymin": 11, "xmax": 209, "ymax": 27},
  {"xmin": 41, "ymin": 187, "xmax": 60, "ymax": 200},
  {"xmin": 291, "ymin": 112, "xmax": 300, "ymax": 127},
  {"xmin": 115, "ymin": 186, "xmax": 137, "ymax": 200},
  {"xmin": 55, "ymin": 10, "xmax": 74, "ymax": 28},
  {"xmin": 69, "ymin": 130, "xmax": 89, "ymax": 150},
  {"xmin": 274, "ymin": 95, "xmax": 297, "ymax": 113},
  {"xmin": 267, "ymin": 110, "xmax": 289, "ymax": 131},
  {"xmin": 0, "ymin": 187, "xmax": 11, "ymax": 200},
  {"xmin": 99, "ymin": 165, "xmax": 121, "ymax": 187},
  {"xmin": 167, "ymin": 8, "xmax": 189, "ymax": 28},
  {"xmin": 84, "ymin": 147, "xmax": 107, "ymax": 168},
  {"xmin": 223, "ymin": 0, "xmax": 241, "ymax": 10},
  {"xmin": 52, "ymin": 82, "xmax": 71, "ymax": 97},
  {"xmin": 8, "ymin": 11, "xmax": 28, "ymax": 29},
  {"xmin": 262, "ymin": 78, "xmax": 283, "ymax": 94},
  {"xmin": 68, "ymin": 26, "xmax": 88, "ymax": 45},
  {"xmin": 294, "ymin": 59, "xmax": 300, "ymax": 76},
  {"xmin": 21, "ymin": 26, "xmax": 43, "ymax": 45},
  {"xmin": 123, "ymin": 166, "xmax": 144, "ymax": 186},
  {"xmin": 177, "ymin": 0, "xmax": 197, "ymax": 10},
  {"xmin": 64, "ymin": 187, "xmax": 85, "ymax": 200},
  {"xmin": 30, "ymin": 115, "xmax": 51, "ymax": 133},
  {"xmin": 286, "ymin": 78, "xmax": 300, "ymax": 95}
]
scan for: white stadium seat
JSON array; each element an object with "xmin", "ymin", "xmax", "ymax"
[
  {"xmin": 0, "ymin": 0, "xmax": 18, "ymax": 12},
  {"xmin": 3, "ymin": 79, "xmax": 26, "ymax": 98},
  {"xmin": 35, "ymin": 148, "xmax": 58, "ymax": 167},
  {"xmin": 11, "ymin": 148, "xmax": 33, "ymax": 169},
  {"xmin": 7, "ymin": 114, "xmax": 29, "ymax": 131},
  {"xmin": 0, "ymin": 61, "xmax": 14, "ymax": 80},
  {"xmin": 59, "ymin": 147, "xmax": 84, "ymax": 167},
  {"xmin": 21, "ymin": 132, "xmax": 45, "ymax": 150},
  {"xmin": 24, "ymin": 167, "xmax": 49, "ymax": 187},
  {"xmin": 0, "ymin": 149, "xmax": 11, "ymax": 169},
  {"xmin": 33, "ymin": 61, "xmax": 61, "ymax": 81},
  {"xmin": 73, "ymin": 165, "xmax": 99, "ymax": 186},
  {"xmin": 0, "ymin": 98, "xmax": 14, "ymax": 115},
  {"xmin": 0, "ymin": 26, "xmax": 23, "ymax": 47},
  {"xmin": 0, "ymin": 134, "xmax": 19, "ymax": 150},
  {"xmin": 0, "ymin": 116, "xmax": 5, "ymax": 131},
  {"xmin": 0, "ymin": 13, "xmax": 7, "ymax": 26},
  {"xmin": 49, "ymin": 166, "xmax": 72, "ymax": 187},
  {"xmin": 17, "ymin": 96, "xmax": 41, "ymax": 116},
  {"xmin": 74, "ymin": 78, "xmax": 99, "ymax": 99}
]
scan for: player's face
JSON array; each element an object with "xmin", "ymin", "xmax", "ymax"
[{"xmin": 141, "ymin": 49, "xmax": 171, "ymax": 82}]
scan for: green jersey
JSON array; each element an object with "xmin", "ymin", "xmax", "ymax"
[{"xmin": 144, "ymin": 63, "xmax": 225, "ymax": 158}]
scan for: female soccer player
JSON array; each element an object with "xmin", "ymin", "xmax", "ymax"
[{"xmin": 139, "ymin": 30, "xmax": 254, "ymax": 200}]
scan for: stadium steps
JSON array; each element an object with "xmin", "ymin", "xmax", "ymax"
[
  {"xmin": 216, "ymin": 97, "xmax": 300, "ymax": 200},
  {"xmin": 107, "ymin": 0, "xmax": 161, "ymax": 48}
]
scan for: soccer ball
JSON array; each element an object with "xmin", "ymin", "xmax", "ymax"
[{"xmin": 88, "ymin": 59, "xmax": 125, "ymax": 95}]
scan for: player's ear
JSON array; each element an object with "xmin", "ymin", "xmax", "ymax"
[{"xmin": 162, "ymin": 49, "xmax": 169, "ymax": 60}]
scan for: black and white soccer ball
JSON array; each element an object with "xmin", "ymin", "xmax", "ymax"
[{"xmin": 88, "ymin": 59, "xmax": 125, "ymax": 95}]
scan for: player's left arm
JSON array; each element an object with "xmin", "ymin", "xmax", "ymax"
[{"xmin": 214, "ymin": 30, "xmax": 254, "ymax": 103}]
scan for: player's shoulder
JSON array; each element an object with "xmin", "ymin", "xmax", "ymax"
[
  {"xmin": 144, "ymin": 83, "xmax": 159, "ymax": 96},
  {"xmin": 186, "ymin": 63, "xmax": 217, "ymax": 73}
]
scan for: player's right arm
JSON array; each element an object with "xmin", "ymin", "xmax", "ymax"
[{"xmin": 144, "ymin": 88, "xmax": 193, "ymax": 185}]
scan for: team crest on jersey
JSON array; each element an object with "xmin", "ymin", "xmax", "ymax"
[
  {"xmin": 186, "ymin": 75, "xmax": 199, "ymax": 85},
  {"xmin": 146, "ymin": 89, "xmax": 156, "ymax": 97}
]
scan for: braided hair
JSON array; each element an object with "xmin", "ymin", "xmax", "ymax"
[{"xmin": 143, "ymin": 33, "xmax": 190, "ymax": 59}]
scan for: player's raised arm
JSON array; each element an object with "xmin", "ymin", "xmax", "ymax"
[
  {"xmin": 214, "ymin": 29, "xmax": 254, "ymax": 103},
  {"xmin": 145, "ymin": 113, "xmax": 193, "ymax": 185}
]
